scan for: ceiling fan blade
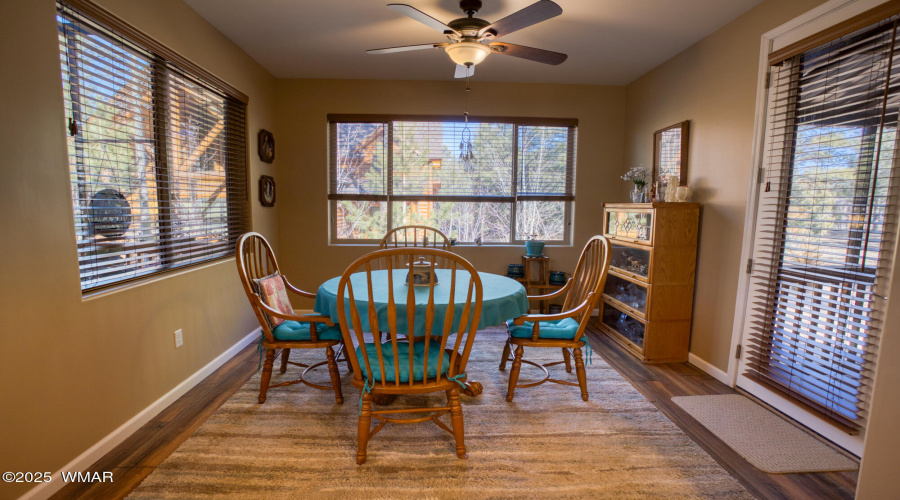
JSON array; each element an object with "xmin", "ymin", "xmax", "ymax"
[
  {"xmin": 387, "ymin": 4, "xmax": 459, "ymax": 35},
  {"xmin": 489, "ymin": 42, "xmax": 567, "ymax": 65},
  {"xmin": 367, "ymin": 43, "xmax": 447, "ymax": 54},
  {"xmin": 454, "ymin": 64, "xmax": 474, "ymax": 79},
  {"xmin": 479, "ymin": 0, "xmax": 562, "ymax": 38}
]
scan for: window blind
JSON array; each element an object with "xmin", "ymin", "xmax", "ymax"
[
  {"xmin": 392, "ymin": 121, "xmax": 513, "ymax": 199},
  {"xmin": 746, "ymin": 16, "xmax": 900, "ymax": 429},
  {"xmin": 58, "ymin": 0, "xmax": 248, "ymax": 292},
  {"xmin": 517, "ymin": 125, "xmax": 575, "ymax": 201},
  {"xmin": 327, "ymin": 115, "xmax": 576, "ymax": 243}
]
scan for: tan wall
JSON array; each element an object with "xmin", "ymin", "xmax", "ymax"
[
  {"xmin": 0, "ymin": 0, "xmax": 277, "ymax": 497},
  {"xmin": 623, "ymin": 0, "xmax": 827, "ymax": 370},
  {"xmin": 274, "ymin": 79, "xmax": 625, "ymax": 304}
]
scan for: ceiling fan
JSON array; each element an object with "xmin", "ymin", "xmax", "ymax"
[{"xmin": 368, "ymin": 0, "xmax": 567, "ymax": 78}]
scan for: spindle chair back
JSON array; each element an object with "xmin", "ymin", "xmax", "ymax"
[
  {"xmin": 336, "ymin": 247, "xmax": 483, "ymax": 464},
  {"xmin": 501, "ymin": 235, "xmax": 611, "ymax": 402},
  {"xmin": 379, "ymin": 225, "xmax": 452, "ymax": 269},
  {"xmin": 236, "ymin": 232, "xmax": 346, "ymax": 404}
]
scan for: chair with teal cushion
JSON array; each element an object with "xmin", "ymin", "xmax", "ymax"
[
  {"xmin": 506, "ymin": 317, "xmax": 581, "ymax": 339},
  {"xmin": 337, "ymin": 247, "xmax": 483, "ymax": 464},
  {"xmin": 236, "ymin": 232, "xmax": 350, "ymax": 405},
  {"xmin": 501, "ymin": 235, "xmax": 611, "ymax": 402},
  {"xmin": 378, "ymin": 225, "xmax": 451, "ymax": 270},
  {"xmin": 273, "ymin": 321, "xmax": 343, "ymax": 342},
  {"xmin": 355, "ymin": 342, "xmax": 451, "ymax": 382}
]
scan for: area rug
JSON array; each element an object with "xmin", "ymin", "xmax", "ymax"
[
  {"xmin": 130, "ymin": 329, "xmax": 751, "ymax": 499},
  {"xmin": 671, "ymin": 394, "xmax": 858, "ymax": 474}
]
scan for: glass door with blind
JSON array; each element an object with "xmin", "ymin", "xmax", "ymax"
[{"xmin": 737, "ymin": 14, "xmax": 900, "ymax": 455}]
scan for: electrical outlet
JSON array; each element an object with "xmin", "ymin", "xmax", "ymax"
[{"xmin": 174, "ymin": 329, "xmax": 183, "ymax": 348}]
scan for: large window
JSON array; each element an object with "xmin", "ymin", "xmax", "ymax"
[
  {"xmin": 57, "ymin": 0, "xmax": 248, "ymax": 292},
  {"xmin": 740, "ymin": 13, "xmax": 900, "ymax": 433},
  {"xmin": 328, "ymin": 115, "xmax": 576, "ymax": 244}
]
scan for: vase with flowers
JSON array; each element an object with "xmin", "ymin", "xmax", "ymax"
[{"xmin": 622, "ymin": 165, "xmax": 649, "ymax": 203}]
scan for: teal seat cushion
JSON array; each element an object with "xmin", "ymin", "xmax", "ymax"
[
  {"xmin": 272, "ymin": 321, "xmax": 342, "ymax": 341},
  {"xmin": 356, "ymin": 342, "xmax": 451, "ymax": 382},
  {"xmin": 506, "ymin": 317, "xmax": 582, "ymax": 339}
]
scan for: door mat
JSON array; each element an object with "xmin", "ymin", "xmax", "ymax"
[{"xmin": 671, "ymin": 394, "xmax": 858, "ymax": 474}]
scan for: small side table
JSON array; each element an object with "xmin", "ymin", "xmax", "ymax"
[
  {"xmin": 522, "ymin": 255, "xmax": 549, "ymax": 287},
  {"xmin": 522, "ymin": 255, "xmax": 553, "ymax": 313}
]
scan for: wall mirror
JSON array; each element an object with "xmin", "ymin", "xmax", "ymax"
[{"xmin": 653, "ymin": 120, "xmax": 690, "ymax": 188}]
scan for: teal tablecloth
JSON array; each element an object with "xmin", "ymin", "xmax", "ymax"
[{"xmin": 315, "ymin": 269, "xmax": 529, "ymax": 337}]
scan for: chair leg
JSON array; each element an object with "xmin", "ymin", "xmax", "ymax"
[
  {"xmin": 506, "ymin": 345, "xmax": 524, "ymax": 402},
  {"xmin": 574, "ymin": 347, "xmax": 588, "ymax": 401},
  {"xmin": 357, "ymin": 391, "xmax": 373, "ymax": 465},
  {"xmin": 499, "ymin": 340, "xmax": 511, "ymax": 371},
  {"xmin": 280, "ymin": 348, "xmax": 290, "ymax": 373},
  {"xmin": 325, "ymin": 346, "xmax": 343, "ymax": 404},
  {"xmin": 447, "ymin": 387, "xmax": 467, "ymax": 459},
  {"xmin": 562, "ymin": 347, "xmax": 572, "ymax": 373},
  {"xmin": 259, "ymin": 348, "xmax": 276, "ymax": 404}
]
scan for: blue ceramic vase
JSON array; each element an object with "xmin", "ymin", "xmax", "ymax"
[{"xmin": 525, "ymin": 240, "xmax": 545, "ymax": 257}]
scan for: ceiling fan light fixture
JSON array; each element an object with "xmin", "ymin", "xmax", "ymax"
[{"xmin": 445, "ymin": 42, "xmax": 491, "ymax": 66}]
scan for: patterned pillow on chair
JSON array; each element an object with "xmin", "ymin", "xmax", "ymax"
[{"xmin": 252, "ymin": 274, "xmax": 293, "ymax": 327}]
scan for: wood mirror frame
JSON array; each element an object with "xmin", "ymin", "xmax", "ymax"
[{"xmin": 652, "ymin": 120, "xmax": 690, "ymax": 188}]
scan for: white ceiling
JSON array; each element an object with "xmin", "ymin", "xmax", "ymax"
[{"xmin": 183, "ymin": 0, "xmax": 763, "ymax": 85}]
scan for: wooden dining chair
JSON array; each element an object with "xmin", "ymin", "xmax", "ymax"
[
  {"xmin": 336, "ymin": 248, "xmax": 483, "ymax": 464},
  {"xmin": 379, "ymin": 225, "xmax": 452, "ymax": 269},
  {"xmin": 379, "ymin": 225, "xmax": 450, "ymax": 250},
  {"xmin": 235, "ymin": 232, "xmax": 347, "ymax": 405},
  {"xmin": 500, "ymin": 235, "xmax": 611, "ymax": 402}
]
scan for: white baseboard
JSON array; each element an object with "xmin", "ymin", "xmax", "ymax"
[
  {"xmin": 688, "ymin": 352, "xmax": 730, "ymax": 385},
  {"xmin": 22, "ymin": 328, "xmax": 260, "ymax": 500}
]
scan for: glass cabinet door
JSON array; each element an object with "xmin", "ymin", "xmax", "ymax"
[
  {"xmin": 603, "ymin": 273, "xmax": 648, "ymax": 316},
  {"xmin": 601, "ymin": 301, "xmax": 645, "ymax": 350},
  {"xmin": 606, "ymin": 210, "xmax": 652, "ymax": 242},
  {"xmin": 608, "ymin": 242, "xmax": 651, "ymax": 281}
]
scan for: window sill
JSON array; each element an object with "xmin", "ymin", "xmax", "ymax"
[{"xmin": 81, "ymin": 258, "xmax": 234, "ymax": 302}]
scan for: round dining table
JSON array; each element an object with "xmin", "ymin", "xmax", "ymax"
[
  {"xmin": 314, "ymin": 268, "xmax": 530, "ymax": 396},
  {"xmin": 315, "ymin": 269, "xmax": 529, "ymax": 334}
]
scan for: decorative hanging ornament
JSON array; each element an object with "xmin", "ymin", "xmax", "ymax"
[{"xmin": 459, "ymin": 76, "xmax": 475, "ymax": 165}]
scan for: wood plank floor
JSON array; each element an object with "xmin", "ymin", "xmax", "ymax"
[{"xmin": 52, "ymin": 322, "xmax": 858, "ymax": 499}]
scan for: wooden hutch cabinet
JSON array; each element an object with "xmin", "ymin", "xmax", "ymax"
[{"xmin": 598, "ymin": 202, "xmax": 700, "ymax": 363}]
